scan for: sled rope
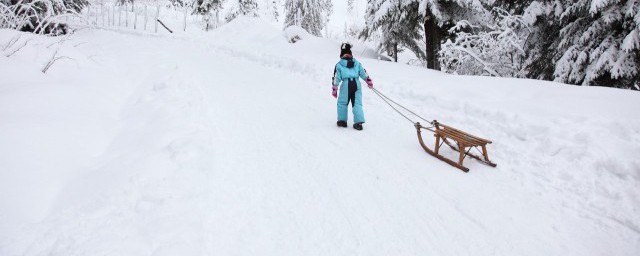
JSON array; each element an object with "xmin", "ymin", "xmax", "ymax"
[{"xmin": 370, "ymin": 87, "xmax": 433, "ymax": 125}]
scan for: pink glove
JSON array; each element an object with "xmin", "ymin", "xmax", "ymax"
[
  {"xmin": 366, "ymin": 78, "xmax": 373, "ymax": 89},
  {"xmin": 332, "ymin": 86, "xmax": 338, "ymax": 98}
]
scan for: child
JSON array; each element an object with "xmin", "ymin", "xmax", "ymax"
[{"xmin": 332, "ymin": 43, "xmax": 374, "ymax": 131}]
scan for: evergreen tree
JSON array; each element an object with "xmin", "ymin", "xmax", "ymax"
[
  {"xmin": 284, "ymin": 0, "xmax": 333, "ymax": 37},
  {"xmin": 492, "ymin": 0, "xmax": 534, "ymax": 14},
  {"xmin": 117, "ymin": 0, "xmax": 134, "ymax": 6},
  {"xmin": 362, "ymin": 0, "xmax": 490, "ymax": 68},
  {"xmin": 226, "ymin": 0, "xmax": 259, "ymax": 22},
  {"xmin": 347, "ymin": 0, "xmax": 355, "ymax": 14},
  {"xmin": 361, "ymin": 0, "xmax": 424, "ymax": 62},
  {"xmin": 343, "ymin": 0, "xmax": 360, "ymax": 40},
  {"xmin": 192, "ymin": 0, "xmax": 225, "ymax": 30},
  {"xmin": 193, "ymin": 0, "xmax": 224, "ymax": 15},
  {"xmin": 552, "ymin": 0, "xmax": 639, "ymax": 89},
  {"xmin": 359, "ymin": 0, "xmax": 639, "ymax": 89},
  {"xmin": 169, "ymin": 0, "xmax": 188, "ymax": 7},
  {"xmin": 271, "ymin": 0, "xmax": 279, "ymax": 22},
  {"xmin": 518, "ymin": 1, "xmax": 564, "ymax": 81}
]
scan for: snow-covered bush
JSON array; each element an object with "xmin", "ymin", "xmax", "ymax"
[
  {"xmin": 0, "ymin": 0, "xmax": 85, "ymax": 35},
  {"xmin": 282, "ymin": 24, "xmax": 310, "ymax": 43},
  {"xmin": 439, "ymin": 8, "xmax": 528, "ymax": 77}
]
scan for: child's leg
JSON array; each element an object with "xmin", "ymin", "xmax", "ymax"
[
  {"xmin": 337, "ymin": 84, "xmax": 349, "ymax": 121},
  {"xmin": 353, "ymin": 86, "xmax": 365, "ymax": 123}
]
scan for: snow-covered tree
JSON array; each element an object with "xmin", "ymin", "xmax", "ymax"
[
  {"xmin": 193, "ymin": 0, "xmax": 224, "ymax": 15},
  {"xmin": 65, "ymin": 0, "xmax": 87, "ymax": 12},
  {"xmin": 271, "ymin": 0, "xmax": 279, "ymax": 22},
  {"xmin": 117, "ymin": 0, "xmax": 133, "ymax": 6},
  {"xmin": 347, "ymin": 0, "xmax": 355, "ymax": 14},
  {"xmin": 361, "ymin": 0, "xmax": 490, "ymax": 68},
  {"xmin": 192, "ymin": 0, "xmax": 224, "ymax": 30},
  {"xmin": 417, "ymin": 0, "xmax": 492, "ymax": 69},
  {"xmin": 169, "ymin": 0, "xmax": 188, "ymax": 7},
  {"xmin": 358, "ymin": 0, "xmax": 639, "ymax": 89},
  {"xmin": 516, "ymin": 1, "xmax": 565, "ymax": 81},
  {"xmin": 283, "ymin": 0, "xmax": 333, "ymax": 37},
  {"xmin": 510, "ymin": 0, "xmax": 640, "ymax": 89},
  {"xmin": 440, "ymin": 8, "xmax": 529, "ymax": 77},
  {"xmin": 339, "ymin": 0, "xmax": 360, "ymax": 41},
  {"xmin": 0, "ymin": 0, "xmax": 86, "ymax": 35},
  {"xmin": 226, "ymin": 0, "xmax": 259, "ymax": 22},
  {"xmin": 361, "ymin": 0, "xmax": 424, "ymax": 62},
  {"xmin": 492, "ymin": 0, "xmax": 534, "ymax": 14},
  {"xmin": 552, "ymin": 0, "xmax": 639, "ymax": 89}
]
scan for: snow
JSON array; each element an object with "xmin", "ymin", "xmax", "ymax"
[
  {"xmin": 622, "ymin": 29, "xmax": 640, "ymax": 51},
  {"xmin": 1, "ymin": 16, "xmax": 640, "ymax": 255}
]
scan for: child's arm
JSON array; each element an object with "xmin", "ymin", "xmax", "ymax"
[
  {"xmin": 332, "ymin": 65, "xmax": 342, "ymax": 86},
  {"xmin": 358, "ymin": 62, "xmax": 374, "ymax": 88},
  {"xmin": 358, "ymin": 63, "xmax": 370, "ymax": 81}
]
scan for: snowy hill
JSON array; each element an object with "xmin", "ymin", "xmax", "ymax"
[{"xmin": 1, "ymin": 17, "xmax": 639, "ymax": 255}]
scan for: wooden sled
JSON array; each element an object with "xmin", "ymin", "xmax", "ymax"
[{"xmin": 415, "ymin": 121, "xmax": 497, "ymax": 172}]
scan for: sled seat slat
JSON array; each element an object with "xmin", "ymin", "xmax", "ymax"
[
  {"xmin": 436, "ymin": 128, "xmax": 485, "ymax": 147},
  {"xmin": 438, "ymin": 124, "xmax": 492, "ymax": 145}
]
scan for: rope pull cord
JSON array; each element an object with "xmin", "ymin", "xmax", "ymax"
[{"xmin": 370, "ymin": 87, "xmax": 434, "ymax": 126}]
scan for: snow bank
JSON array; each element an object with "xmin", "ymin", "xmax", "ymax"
[
  {"xmin": 0, "ymin": 28, "xmax": 134, "ymax": 235},
  {"xmin": 283, "ymin": 25, "xmax": 311, "ymax": 43},
  {"xmin": 282, "ymin": 25, "xmax": 385, "ymax": 62}
]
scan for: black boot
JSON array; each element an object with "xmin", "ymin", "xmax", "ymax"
[
  {"xmin": 353, "ymin": 122, "xmax": 363, "ymax": 130},
  {"xmin": 337, "ymin": 120, "xmax": 347, "ymax": 127}
]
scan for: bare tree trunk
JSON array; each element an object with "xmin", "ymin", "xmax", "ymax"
[
  {"xmin": 215, "ymin": 10, "xmax": 219, "ymax": 29},
  {"xmin": 155, "ymin": 1, "xmax": 159, "ymax": 33},
  {"xmin": 393, "ymin": 42, "xmax": 398, "ymax": 63},
  {"xmin": 204, "ymin": 15, "xmax": 209, "ymax": 31},
  {"xmin": 183, "ymin": 7, "xmax": 187, "ymax": 31},
  {"xmin": 102, "ymin": 4, "xmax": 105, "ymax": 26},
  {"xmin": 144, "ymin": 5, "xmax": 148, "ymax": 30},
  {"xmin": 424, "ymin": 12, "xmax": 441, "ymax": 70},
  {"xmin": 134, "ymin": 3, "xmax": 137, "ymax": 30},
  {"xmin": 125, "ymin": 3, "xmax": 129, "ymax": 28}
]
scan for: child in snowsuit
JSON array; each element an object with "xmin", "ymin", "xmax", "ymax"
[{"xmin": 332, "ymin": 43, "xmax": 374, "ymax": 130}]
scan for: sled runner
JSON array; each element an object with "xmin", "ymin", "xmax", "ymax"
[{"xmin": 415, "ymin": 121, "xmax": 496, "ymax": 172}]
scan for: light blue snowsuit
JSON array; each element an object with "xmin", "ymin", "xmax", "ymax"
[{"xmin": 333, "ymin": 57, "xmax": 369, "ymax": 123}]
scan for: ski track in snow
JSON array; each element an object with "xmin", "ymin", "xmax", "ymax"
[{"xmin": 1, "ymin": 18, "xmax": 640, "ymax": 255}]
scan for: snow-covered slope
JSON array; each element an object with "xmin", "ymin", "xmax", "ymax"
[{"xmin": 1, "ymin": 18, "xmax": 639, "ymax": 255}]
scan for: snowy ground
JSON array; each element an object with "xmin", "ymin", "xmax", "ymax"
[{"xmin": 1, "ymin": 18, "xmax": 639, "ymax": 255}]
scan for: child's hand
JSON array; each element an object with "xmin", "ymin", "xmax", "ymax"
[
  {"xmin": 332, "ymin": 86, "xmax": 338, "ymax": 98},
  {"xmin": 366, "ymin": 78, "xmax": 373, "ymax": 89}
]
